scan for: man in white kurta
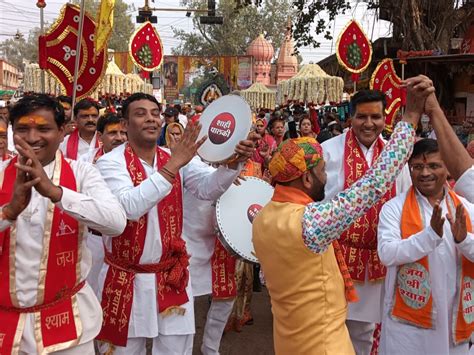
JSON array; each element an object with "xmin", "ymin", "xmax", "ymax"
[
  {"xmin": 321, "ymin": 91, "xmax": 411, "ymax": 353},
  {"xmin": 95, "ymin": 93, "xmax": 254, "ymax": 354},
  {"xmin": 60, "ymin": 99, "xmax": 99, "ymax": 160},
  {"xmin": 97, "ymin": 147, "xmax": 240, "ymax": 353},
  {"xmin": 0, "ymin": 94, "xmax": 126, "ymax": 354},
  {"xmin": 182, "ymin": 190, "xmax": 235, "ymax": 355},
  {"xmin": 378, "ymin": 190, "xmax": 474, "ymax": 354},
  {"xmin": 79, "ymin": 114, "xmax": 127, "ymax": 296},
  {"xmin": 378, "ymin": 139, "xmax": 474, "ymax": 355}
]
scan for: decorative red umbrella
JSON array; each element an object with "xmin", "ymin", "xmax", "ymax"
[
  {"xmin": 129, "ymin": 22, "xmax": 164, "ymax": 72},
  {"xmin": 38, "ymin": 4, "xmax": 107, "ymax": 100},
  {"xmin": 336, "ymin": 20, "xmax": 373, "ymax": 83},
  {"xmin": 370, "ymin": 58, "xmax": 406, "ymax": 130}
]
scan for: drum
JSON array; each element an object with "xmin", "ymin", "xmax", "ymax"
[
  {"xmin": 197, "ymin": 95, "xmax": 252, "ymax": 163},
  {"xmin": 215, "ymin": 177, "xmax": 274, "ymax": 263}
]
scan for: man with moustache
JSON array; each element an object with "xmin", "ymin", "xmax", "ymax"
[
  {"xmin": 321, "ymin": 89, "xmax": 412, "ymax": 353},
  {"xmin": 60, "ymin": 98, "xmax": 100, "ymax": 159},
  {"xmin": 252, "ymin": 76, "xmax": 433, "ymax": 354},
  {"xmin": 79, "ymin": 113, "xmax": 128, "ymax": 295},
  {"xmin": 95, "ymin": 93, "xmax": 256, "ymax": 354},
  {"xmin": 0, "ymin": 94, "xmax": 126, "ymax": 354},
  {"xmin": 377, "ymin": 139, "xmax": 474, "ymax": 354}
]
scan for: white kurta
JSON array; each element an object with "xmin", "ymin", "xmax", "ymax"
[
  {"xmin": 455, "ymin": 166, "xmax": 474, "ymax": 203},
  {"xmin": 7, "ymin": 125, "xmax": 15, "ymax": 153},
  {"xmin": 0, "ymin": 156, "xmax": 126, "ymax": 353},
  {"xmin": 60, "ymin": 131, "xmax": 98, "ymax": 160},
  {"xmin": 96, "ymin": 144, "xmax": 241, "ymax": 337},
  {"xmin": 378, "ymin": 189, "xmax": 474, "ymax": 355},
  {"xmin": 321, "ymin": 131, "xmax": 412, "ymax": 323},
  {"xmin": 79, "ymin": 147, "xmax": 105, "ymax": 296},
  {"xmin": 182, "ymin": 190, "xmax": 216, "ymax": 297}
]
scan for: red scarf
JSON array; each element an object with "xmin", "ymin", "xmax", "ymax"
[
  {"xmin": 392, "ymin": 187, "xmax": 474, "ymax": 344},
  {"xmin": 97, "ymin": 144, "xmax": 189, "ymax": 346},
  {"xmin": 92, "ymin": 147, "xmax": 105, "ymax": 164},
  {"xmin": 340, "ymin": 129, "xmax": 396, "ymax": 282},
  {"xmin": 0, "ymin": 152, "xmax": 83, "ymax": 354},
  {"xmin": 66, "ymin": 129, "xmax": 99, "ymax": 160}
]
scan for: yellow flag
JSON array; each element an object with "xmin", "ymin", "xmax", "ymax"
[{"xmin": 94, "ymin": 0, "xmax": 115, "ymax": 56}]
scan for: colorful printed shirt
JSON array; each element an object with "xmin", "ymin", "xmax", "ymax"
[{"xmin": 302, "ymin": 121, "xmax": 415, "ymax": 254}]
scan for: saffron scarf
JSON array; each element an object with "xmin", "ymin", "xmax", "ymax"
[{"xmin": 392, "ymin": 187, "xmax": 474, "ymax": 344}]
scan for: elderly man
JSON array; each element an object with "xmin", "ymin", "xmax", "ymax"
[{"xmin": 252, "ymin": 76, "xmax": 434, "ymax": 354}]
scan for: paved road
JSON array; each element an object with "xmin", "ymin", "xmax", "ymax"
[{"xmin": 193, "ymin": 289, "xmax": 274, "ymax": 355}]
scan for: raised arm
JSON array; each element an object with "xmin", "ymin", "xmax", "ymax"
[
  {"xmin": 425, "ymin": 93, "xmax": 473, "ymax": 181},
  {"xmin": 302, "ymin": 121, "xmax": 416, "ymax": 253},
  {"xmin": 302, "ymin": 75, "xmax": 434, "ymax": 254}
]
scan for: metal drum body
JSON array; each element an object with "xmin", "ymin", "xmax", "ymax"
[
  {"xmin": 197, "ymin": 95, "xmax": 252, "ymax": 163},
  {"xmin": 215, "ymin": 177, "xmax": 274, "ymax": 263}
]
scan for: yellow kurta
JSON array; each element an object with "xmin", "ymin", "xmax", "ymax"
[{"xmin": 252, "ymin": 187, "xmax": 354, "ymax": 355}]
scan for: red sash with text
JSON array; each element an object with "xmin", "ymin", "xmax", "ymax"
[
  {"xmin": 340, "ymin": 129, "xmax": 396, "ymax": 282},
  {"xmin": 97, "ymin": 145, "xmax": 189, "ymax": 346},
  {"xmin": 211, "ymin": 238, "xmax": 236, "ymax": 299},
  {"xmin": 0, "ymin": 152, "xmax": 82, "ymax": 354}
]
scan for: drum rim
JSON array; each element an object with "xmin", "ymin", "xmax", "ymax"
[
  {"xmin": 197, "ymin": 95, "xmax": 252, "ymax": 164},
  {"xmin": 215, "ymin": 176, "xmax": 273, "ymax": 263}
]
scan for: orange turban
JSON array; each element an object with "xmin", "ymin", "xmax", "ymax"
[{"xmin": 269, "ymin": 137, "xmax": 323, "ymax": 183}]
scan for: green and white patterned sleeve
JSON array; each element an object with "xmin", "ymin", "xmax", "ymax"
[{"xmin": 302, "ymin": 121, "xmax": 416, "ymax": 254}]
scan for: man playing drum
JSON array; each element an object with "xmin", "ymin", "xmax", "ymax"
[
  {"xmin": 252, "ymin": 75, "xmax": 434, "ymax": 354},
  {"xmin": 95, "ymin": 93, "xmax": 256, "ymax": 354}
]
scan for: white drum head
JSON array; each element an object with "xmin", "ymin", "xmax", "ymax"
[
  {"xmin": 197, "ymin": 95, "xmax": 252, "ymax": 163},
  {"xmin": 216, "ymin": 177, "xmax": 274, "ymax": 263}
]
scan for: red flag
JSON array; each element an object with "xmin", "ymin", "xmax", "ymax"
[
  {"xmin": 370, "ymin": 58, "xmax": 405, "ymax": 129},
  {"xmin": 38, "ymin": 4, "xmax": 107, "ymax": 100}
]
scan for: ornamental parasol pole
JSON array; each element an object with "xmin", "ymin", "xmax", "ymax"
[
  {"xmin": 71, "ymin": 0, "xmax": 87, "ymax": 117},
  {"xmin": 36, "ymin": 0, "xmax": 46, "ymax": 93}
]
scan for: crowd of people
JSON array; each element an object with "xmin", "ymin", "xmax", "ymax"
[{"xmin": 0, "ymin": 73, "xmax": 473, "ymax": 355}]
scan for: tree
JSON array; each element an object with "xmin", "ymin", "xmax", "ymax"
[
  {"xmin": 0, "ymin": 0, "xmax": 134, "ymax": 70},
  {"xmin": 172, "ymin": 0, "xmax": 294, "ymax": 57},
  {"xmin": 0, "ymin": 28, "xmax": 41, "ymax": 70},
  {"xmin": 288, "ymin": 0, "xmax": 472, "ymax": 54}
]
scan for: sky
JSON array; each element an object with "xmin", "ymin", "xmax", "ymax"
[{"xmin": 0, "ymin": 0, "xmax": 393, "ymax": 63}]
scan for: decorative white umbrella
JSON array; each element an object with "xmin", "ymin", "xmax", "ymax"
[
  {"xmin": 277, "ymin": 63, "xmax": 344, "ymax": 105},
  {"xmin": 241, "ymin": 82, "xmax": 276, "ymax": 110}
]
